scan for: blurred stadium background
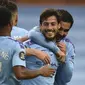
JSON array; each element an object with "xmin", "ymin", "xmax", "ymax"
[{"xmin": 11, "ymin": 0, "xmax": 85, "ymax": 85}]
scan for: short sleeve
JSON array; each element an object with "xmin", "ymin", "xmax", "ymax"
[{"xmin": 12, "ymin": 41, "xmax": 26, "ymax": 67}]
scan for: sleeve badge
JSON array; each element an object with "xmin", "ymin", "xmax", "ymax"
[{"xmin": 19, "ymin": 51, "xmax": 25, "ymax": 60}]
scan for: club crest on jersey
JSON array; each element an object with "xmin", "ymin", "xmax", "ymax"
[{"xmin": 19, "ymin": 51, "xmax": 25, "ymax": 60}]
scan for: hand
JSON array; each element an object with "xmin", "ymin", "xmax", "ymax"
[
  {"xmin": 39, "ymin": 64, "xmax": 55, "ymax": 77},
  {"xmin": 26, "ymin": 48, "xmax": 50, "ymax": 64},
  {"xmin": 56, "ymin": 51, "xmax": 65, "ymax": 62},
  {"xmin": 57, "ymin": 42, "xmax": 66, "ymax": 54},
  {"xmin": 56, "ymin": 42, "xmax": 66, "ymax": 62},
  {"xmin": 35, "ymin": 50, "xmax": 51, "ymax": 64}
]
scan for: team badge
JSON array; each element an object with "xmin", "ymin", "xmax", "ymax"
[{"xmin": 19, "ymin": 51, "xmax": 25, "ymax": 60}]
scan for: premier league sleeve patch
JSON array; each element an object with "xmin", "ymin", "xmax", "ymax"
[{"xmin": 19, "ymin": 51, "xmax": 25, "ymax": 60}]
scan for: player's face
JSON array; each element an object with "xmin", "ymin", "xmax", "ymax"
[
  {"xmin": 40, "ymin": 16, "xmax": 59, "ymax": 41},
  {"xmin": 56, "ymin": 21, "xmax": 71, "ymax": 41}
]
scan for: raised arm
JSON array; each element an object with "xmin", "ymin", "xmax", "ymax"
[
  {"xmin": 29, "ymin": 26, "xmax": 60, "ymax": 54},
  {"xmin": 17, "ymin": 26, "xmax": 65, "ymax": 62},
  {"xmin": 28, "ymin": 26, "xmax": 65, "ymax": 62}
]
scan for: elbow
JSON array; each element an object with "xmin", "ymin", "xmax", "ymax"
[
  {"xmin": 15, "ymin": 72, "xmax": 25, "ymax": 80},
  {"xmin": 13, "ymin": 66, "xmax": 27, "ymax": 80}
]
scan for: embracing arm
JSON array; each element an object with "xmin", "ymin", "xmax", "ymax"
[
  {"xmin": 28, "ymin": 27, "xmax": 65, "ymax": 62},
  {"xmin": 26, "ymin": 48, "xmax": 50, "ymax": 64},
  {"xmin": 17, "ymin": 26, "xmax": 65, "ymax": 62},
  {"xmin": 17, "ymin": 26, "xmax": 60, "ymax": 54},
  {"xmin": 13, "ymin": 65, "xmax": 55, "ymax": 80}
]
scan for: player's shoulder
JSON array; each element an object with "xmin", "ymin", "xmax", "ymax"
[
  {"xmin": 32, "ymin": 26, "xmax": 40, "ymax": 31},
  {"xmin": 24, "ymin": 39, "xmax": 35, "ymax": 46},
  {"xmin": 8, "ymin": 37, "xmax": 17, "ymax": 42},
  {"xmin": 64, "ymin": 37, "xmax": 75, "ymax": 48},
  {"xmin": 64, "ymin": 37, "xmax": 71, "ymax": 43},
  {"xmin": 8, "ymin": 37, "xmax": 20, "ymax": 45},
  {"xmin": 13, "ymin": 26, "xmax": 28, "ymax": 33},
  {"xmin": 8, "ymin": 37, "xmax": 24, "ymax": 48},
  {"xmin": 33, "ymin": 26, "xmax": 39, "ymax": 29}
]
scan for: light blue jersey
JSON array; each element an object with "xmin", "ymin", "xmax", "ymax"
[
  {"xmin": 27, "ymin": 26, "xmax": 75, "ymax": 85},
  {"xmin": 0, "ymin": 36, "xmax": 26, "ymax": 85},
  {"xmin": 28, "ymin": 26, "xmax": 75, "ymax": 62},
  {"xmin": 54, "ymin": 38, "xmax": 75, "ymax": 85},
  {"xmin": 11, "ymin": 26, "xmax": 28, "ymax": 39},
  {"xmin": 20, "ymin": 40, "xmax": 59, "ymax": 85},
  {"xmin": 59, "ymin": 38, "xmax": 75, "ymax": 62},
  {"xmin": 28, "ymin": 26, "xmax": 60, "ymax": 54}
]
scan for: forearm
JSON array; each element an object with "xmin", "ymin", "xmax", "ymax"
[
  {"xmin": 26, "ymin": 48, "xmax": 41, "ymax": 57},
  {"xmin": 13, "ymin": 66, "xmax": 40, "ymax": 80},
  {"xmin": 28, "ymin": 30, "xmax": 66, "ymax": 62},
  {"xmin": 29, "ymin": 30, "xmax": 60, "ymax": 54},
  {"xmin": 19, "ymin": 68, "xmax": 40, "ymax": 79},
  {"xmin": 25, "ymin": 47, "xmax": 50, "ymax": 64},
  {"xmin": 13, "ymin": 65, "xmax": 55, "ymax": 80}
]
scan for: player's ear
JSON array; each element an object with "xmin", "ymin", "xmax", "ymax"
[
  {"xmin": 15, "ymin": 12, "xmax": 18, "ymax": 26},
  {"xmin": 8, "ymin": 19, "xmax": 13, "ymax": 29}
]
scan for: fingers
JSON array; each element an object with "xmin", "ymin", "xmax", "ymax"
[
  {"xmin": 47, "ymin": 64, "xmax": 56, "ymax": 77},
  {"xmin": 58, "ymin": 44, "xmax": 65, "ymax": 49},
  {"xmin": 43, "ymin": 56, "xmax": 50, "ymax": 64},
  {"xmin": 56, "ymin": 51, "xmax": 65, "ymax": 62},
  {"xmin": 46, "ymin": 64, "xmax": 56, "ymax": 76},
  {"xmin": 40, "ymin": 64, "xmax": 55, "ymax": 77},
  {"xmin": 57, "ymin": 42, "xmax": 66, "ymax": 48},
  {"xmin": 57, "ymin": 56, "xmax": 65, "ymax": 62}
]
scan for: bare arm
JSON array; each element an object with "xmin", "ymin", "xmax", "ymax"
[
  {"xmin": 13, "ymin": 65, "xmax": 55, "ymax": 80},
  {"xmin": 17, "ymin": 27, "xmax": 66, "ymax": 62},
  {"xmin": 27, "ymin": 27, "xmax": 66, "ymax": 62},
  {"xmin": 26, "ymin": 48, "xmax": 50, "ymax": 64}
]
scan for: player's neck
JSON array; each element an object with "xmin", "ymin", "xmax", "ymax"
[{"xmin": 0, "ymin": 31, "xmax": 10, "ymax": 36}]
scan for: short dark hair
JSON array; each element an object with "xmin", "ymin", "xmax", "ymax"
[
  {"xmin": 0, "ymin": 6, "xmax": 12, "ymax": 28},
  {"xmin": 57, "ymin": 9, "xmax": 74, "ymax": 28},
  {"xmin": 6, "ymin": 1, "xmax": 18, "ymax": 13},
  {"xmin": 9, "ymin": 0, "xmax": 16, "ymax": 2},
  {"xmin": 0, "ymin": 0, "xmax": 18, "ymax": 13},
  {"xmin": 40, "ymin": 8, "xmax": 60, "ymax": 25}
]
